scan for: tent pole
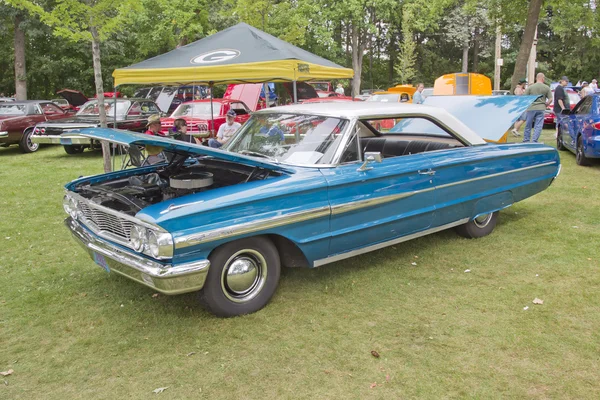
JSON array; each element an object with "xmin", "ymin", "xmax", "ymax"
[
  {"xmin": 264, "ymin": 83, "xmax": 269, "ymax": 108},
  {"xmin": 293, "ymin": 81, "xmax": 298, "ymax": 104},
  {"xmin": 209, "ymin": 82, "xmax": 214, "ymax": 136}
]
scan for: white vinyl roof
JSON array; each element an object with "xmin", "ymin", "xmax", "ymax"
[{"xmin": 255, "ymin": 102, "xmax": 487, "ymax": 145}]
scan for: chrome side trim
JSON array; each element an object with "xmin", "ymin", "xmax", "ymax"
[
  {"xmin": 0, "ymin": 131, "xmax": 8, "ymax": 137},
  {"xmin": 331, "ymin": 191, "xmax": 426, "ymax": 215},
  {"xmin": 313, "ymin": 218, "xmax": 469, "ymax": 267},
  {"xmin": 436, "ymin": 161, "xmax": 557, "ymax": 190},
  {"xmin": 67, "ymin": 217, "xmax": 209, "ymax": 295},
  {"xmin": 174, "ymin": 206, "xmax": 331, "ymax": 249}
]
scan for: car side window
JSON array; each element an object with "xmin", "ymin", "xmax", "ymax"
[
  {"xmin": 41, "ymin": 103, "xmax": 64, "ymax": 115},
  {"xmin": 128, "ymin": 102, "xmax": 142, "ymax": 116},
  {"xmin": 141, "ymin": 101, "xmax": 159, "ymax": 114},
  {"xmin": 31, "ymin": 105, "xmax": 42, "ymax": 115},
  {"xmin": 574, "ymin": 97, "xmax": 592, "ymax": 115}
]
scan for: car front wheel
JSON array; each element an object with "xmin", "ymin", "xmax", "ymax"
[
  {"xmin": 64, "ymin": 145, "xmax": 85, "ymax": 154},
  {"xmin": 18, "ymin": 128, "xmax": 39, "ymax": 153},
  {"xmin": 455, "ymin": 212, "xmax": 499, "ymax": 239},
  {"xmin": 200, "ymin": 236, "xmax": 281, "ymax": 317},
  {"xmin": 576, "ymin": 136, "xmax": 589, "ymax": 166}
]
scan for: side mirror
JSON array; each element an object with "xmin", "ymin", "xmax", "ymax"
[
  {"xmin": 357, "ymin": 151, "xmax": 382, "ymax": 172},
  {"xmin": 560, "ymin": 108, "xmax": 571, "ymax": 115}
]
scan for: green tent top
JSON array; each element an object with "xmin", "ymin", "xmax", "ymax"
[{"xmin": 112, "ymin": 23, "xmax": 354, "ymax": 86}]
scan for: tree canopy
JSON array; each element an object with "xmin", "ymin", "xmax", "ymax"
[{"xmin": 2, "ymin": 0, "xmax": 599, "ymax": 99}]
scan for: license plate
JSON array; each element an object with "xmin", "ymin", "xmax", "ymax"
[
  {"xmin": 93, "ymin": 252, "xmax": 110, "ymax": 273},
  {"xmin": 60, "ymin": 137, "xmax": 72, "ymax": 145}
]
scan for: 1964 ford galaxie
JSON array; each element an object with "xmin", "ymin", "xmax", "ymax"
[{"xmin": 63, "ymin": 99, "xmax": 560, "ymax": 317}]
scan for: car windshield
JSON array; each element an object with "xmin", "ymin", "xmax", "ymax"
[
  {"xmin": 77, "ymin": 100, "xmax": 131, "ymax": 117},
  {"xmin": 311, "ymin": 82, "xmax": 330, "ymax": 91},
  {"xmin": 0, "ymin": 104, "xmax": 27, "ymax": 115},
  {"xmin": 172, "ymin": 102, "xmax": 222, "ymax": 117},
  {"xmin": 225, "ymin": 113, "xmax": 349, "ymax": 165},
  {"xmin": 367, "ymin": 94, "xmax": 400, "ymax": 103}
]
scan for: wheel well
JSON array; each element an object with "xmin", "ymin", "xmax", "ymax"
[
  {"xmin": 206, "ymin": 234, "xmax": 310, "ymax": 269},
  {"xmin": 266, "ymin": 234, "xmax": 310, "ymax": 268}
]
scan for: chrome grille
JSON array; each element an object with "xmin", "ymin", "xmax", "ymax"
[{"xmin": 78, "ymin": 202, "xmax": 133, "ymax": 241}]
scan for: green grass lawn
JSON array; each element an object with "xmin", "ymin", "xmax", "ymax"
[{"xmin": 1, "ymin": 130, "xmax": 600, "ymax": 399}]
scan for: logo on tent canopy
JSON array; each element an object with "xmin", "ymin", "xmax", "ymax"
[{"xmin": 191, "ymin": 50, "xmax": 241, "ymax": 64}]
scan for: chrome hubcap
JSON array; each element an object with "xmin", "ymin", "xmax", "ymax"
[
  {"xmin": 27, "ymin": 133, "xmax": 38, "ymax": 151},
  {"xmin": 221, "ymin": 249, "xmax": 267, "ymax": 303},
  {"xmin": 473, "ymin": 213, "xmax": 492, "ymax": 228}
]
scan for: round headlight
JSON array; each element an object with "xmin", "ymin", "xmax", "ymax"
[
  {"xmin": 63, "ymin": 195, "xmax": 72, "ymax": 215},
  {"xmin": 147, "ymin": 231, "xmax": 160, "ymax": 258},
  {"xmin": 130, "ymin": 225, "xmax": 147, "ymax": 251},
  {"xmin": 68, "ymin": 197, "xmax": 78, "ymax": 219}
]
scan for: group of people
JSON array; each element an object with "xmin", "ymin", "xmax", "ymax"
[
  {"xmin": 511, "ymin": 73, "xmax": 598, "ymax": 143},
  {"xmin": 143, "ymin": 109, "xmax": 241, "ymax": 149}
]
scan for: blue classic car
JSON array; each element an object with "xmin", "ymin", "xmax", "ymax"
[
  {"xmin": 63, "ymin": 100, "xmax": 560, "ymax": 317},
  {"xmin": 557, "ymin": 94, "xmax": 600, "ymax": 165}
]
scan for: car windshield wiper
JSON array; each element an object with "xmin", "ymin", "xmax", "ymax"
[{"xmin": 237, "ymin": 150, "xmax": 278, "ymax": 163}]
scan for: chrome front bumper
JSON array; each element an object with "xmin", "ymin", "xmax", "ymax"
[
  {"xmin": 66, "ymin": 217, "xmax": 210, "ymax": 295},
  {"xmin": 32, "ymin": 134, "xmax": 92, "ymax": 145}
]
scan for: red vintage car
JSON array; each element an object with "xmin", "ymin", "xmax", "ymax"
[
  {"xmin": 160, "ymin": 99, "xmax": 252, "ymax": 140},
  {"xmin": 0, "ymin": 101, "xmax": 69, "ymax": 152},
  {"xmin": 160, "ymin": 84, "xmax": 260, "ymax": 140}
]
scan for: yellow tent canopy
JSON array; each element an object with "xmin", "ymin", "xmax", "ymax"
[{"xmin": 112, "ymin": 23, "xmax": 353, "ymax": 87}]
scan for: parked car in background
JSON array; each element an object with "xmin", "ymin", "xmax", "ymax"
[
  {"xmin": 0, "ymin": 101, "xmax": 69, "ymax": 153},
  {"xmin": 0, "ymin": 97, "xmax": 16, "ymax": 102},
  {"xmin": 62, "ymin": 100, "xmax": 559, "ymax": 317},
  {"xmin": 135, "ymin": 85, "xmax": 208, "ymax": 114},
  {"xmin": 31, "ymin": 98, "xmax": 162, "ymax": 154},
  {"xmin": 160, "ymin": 99, "xmax": 252, "ymax": 141},
  {"xmin": 492, "ymin": 90, "xmax": 510, "ymax": 96},
  {"xmin": 557, "ymin": 94, "xmax": 600, "ymax": 165},
  {"xmin": 421, "ymin": 87, "xmax": 434, "ymax": 99},
  {"xmin": 55, "ymin": 89, "xmax": 89, "ymax": 112},
  {"xmin": 543, "ymin": 89, "xmax": 580, "ymax": 128}
]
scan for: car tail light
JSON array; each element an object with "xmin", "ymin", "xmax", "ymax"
[
  {"xmin": 34, "ymin": 128, "xmax": 39, "ymax": 133},
  {"xmin": 41, "ymin": 128, "xmax": 46, "ymax": 134},
  {"xmin": 593, "ymin": 122, "xmax": 600, "ymax": 130}
]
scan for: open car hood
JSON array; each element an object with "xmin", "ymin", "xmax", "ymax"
[
  {"xmin": 56, "ymin": 89, "xmax": 89, "ymax": 107},
  {"xmin": 224, "ymin": 83, "xmax": 262, "ymax": 111},
  {"xmin": 422, "ymin": 95, "xmax": 538, "ymax": 142},
  {"xmin": 75, "ymin": 128, "xmax": 292, "ymax": 172}
]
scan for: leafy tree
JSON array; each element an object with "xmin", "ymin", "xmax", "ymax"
[
  {"xmin": 395, "ymin": 9, "xmax": 417, "ymax": 83},
  {"xmin": 8, "ymin": 0, "xmax": 141, "ymax": 172}
]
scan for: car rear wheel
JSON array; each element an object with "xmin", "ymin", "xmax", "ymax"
[
  {"xmin": 199, "ymin": 236, "xmax": 281, "ymax": 317},
  {"xmin": 18, "ymin": 128, "xmax": 39, "ymax": 153},
  {"xmin": 64, "ymin": 145, "xmax": 85, "ymax": 155},
  {"xmin": 455, "ymin": 212, "xmax": 498, "ymax": 239},
  {"xmin": 576, "ymin": 136, "xmax": 589, "ymax": 166},
  {"xmin": 556, "ymin": 128, "xmax": 566, "ymax": 151}
]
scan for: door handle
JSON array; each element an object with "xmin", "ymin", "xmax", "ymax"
[{"xmin": 418, "ymin": 169, "xmax": 436, "ymax": 176}]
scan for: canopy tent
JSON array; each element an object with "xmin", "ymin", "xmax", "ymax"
[{"xmin": 112, "ymin": 23, "xmax": 353, "ymax": 87}]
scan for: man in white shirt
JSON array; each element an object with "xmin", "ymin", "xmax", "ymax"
[
  {"xmin": 590, "ymin": 79, "xmax": 598, "ymax": 91},
  {"xmin": 208, "ymin": 109, "xmax": 241, "ymax": 148},
  {"xmin": 335, "ymin": 84, "xmax": 345, "ymax": 95}
]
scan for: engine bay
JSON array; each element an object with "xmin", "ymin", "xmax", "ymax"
[{"xmin": 75, "ymin": 157, "xmax": 279, "ymax": 215}]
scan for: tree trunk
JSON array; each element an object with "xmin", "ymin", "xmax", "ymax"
[
  {"xmin": 14, "ymin": 14, "xmax": 27, "ymax": 100},
  {"xmin": 350, "ymin": 23, "xmax": 364, "ymax": 97},
  {"xmin": 90, "ymin": 25, "xmax": 111, "ymax": 173},
  {"xmin": 472, "ymin": 28, "xmax": 480, "ymax": 72},
  {"xmin": 461, "ymin": 41, "xmax": 469, "ymax": 73},
  {"xmin": 511, "ymin": 0, "xmax": 543, "ymax": 92}
]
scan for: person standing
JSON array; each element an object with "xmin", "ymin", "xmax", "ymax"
[
  {"xmin": 412, "ymin": 83, "xmax": 425, "ymax": 104},
  {"xmin": 590, "ymin": 79, "xmax": 598, "ymax": 91},
  {"xmin": 208, "ymin": 109, "xmax": 241, "ymax": 148},
  {"xmin": 523, "ymin": 73, "xmax": 552, "ymax": 143},
  {"xmin": 335, "ymin": 84, "xmax": 345, "ymax": 95},
  {"xmin": 511, "ymin": 79, "xmax": 527, "ymax": 137},
  {"xmin": 580, "ymin": 81, "xmax": 594, "ymax": 98},
  {"xmin": 553, "ymin": 76, "xmax": 570, "ymax": 138}
]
